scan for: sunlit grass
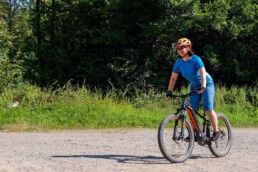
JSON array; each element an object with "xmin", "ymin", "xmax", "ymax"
[{"xmin": 0, "ymin": 83, "xmax": 257, "ymax": 131}]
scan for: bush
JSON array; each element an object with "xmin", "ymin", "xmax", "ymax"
[
  {"xmin": 0, "ymin": 50, "xmax": 24, "ymax": 90},
  {"xmin": 0, "ymin": 83, "xmax": 257, "ymax": 131}
]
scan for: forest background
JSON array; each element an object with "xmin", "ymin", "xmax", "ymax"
[{"xmin": 0, "ymin": 0, "xmax": 257, "ymax": 130}]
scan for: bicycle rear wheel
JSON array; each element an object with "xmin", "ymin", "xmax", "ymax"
[
  {"xmin": 208, "ymin": 113, "xmax": 232, "ymax": 157},
  {"xmin": 158, "ymin": 114, "xmax": 194, "ymax": 163}
]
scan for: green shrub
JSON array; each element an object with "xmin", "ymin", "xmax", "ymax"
[{"xmin": 0, "ymin": 83, "xmax": 257, "ymax": 131}]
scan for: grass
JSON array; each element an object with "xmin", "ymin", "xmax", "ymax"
[{"xmin": 0, "ymin": 83, "xmax": 257, "ymax": 131}]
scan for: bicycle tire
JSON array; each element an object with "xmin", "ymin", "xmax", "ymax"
[
  {"xmin": 158, "ymin": 114, "xmax": 194, "ymax": 163},
  {"xmin": 208, "ymin": 113, "xmax": 232, "ymax": 157}
]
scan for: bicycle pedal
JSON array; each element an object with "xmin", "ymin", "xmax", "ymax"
[
  {"xmin": 221, "ymin": 130, "xmax": 226, "ymax": 136},
  {"xmin": 201, "ymin": 136, "xmax": 211, "ymax": 142},
  {"xmin": 197, "ymin": 141, "xmax": 208, "ymax": 146},
  {"xmin": 184, "ymin": 136, "xmax": 190, "ymax": 142}
]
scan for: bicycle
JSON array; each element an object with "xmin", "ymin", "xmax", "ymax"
[{"xmin": 158, "ymin": 91, "xmax": 232, "ymax": 163}]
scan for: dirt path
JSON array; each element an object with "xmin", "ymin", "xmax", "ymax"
[{"xmin": 0, "ymin": 128, "xmax": 257, "ymax": 172}]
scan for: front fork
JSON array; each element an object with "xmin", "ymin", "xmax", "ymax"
[{"xmin": 173, "ymin": 111, "xmax": 187, "ymax": 141}]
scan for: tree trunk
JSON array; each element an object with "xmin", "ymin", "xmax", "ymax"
[
  {"xmin": 50, "ymin": 0, "xmax": 56, "ymax": 47},
  {"xmin": 36, "ymin": 0, "xmax": 42, "ymax": 45}
]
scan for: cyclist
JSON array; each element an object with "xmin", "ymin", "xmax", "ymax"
[{"xmin": 166, "ymin": 38, "xmax": 221, "ymax": 141}]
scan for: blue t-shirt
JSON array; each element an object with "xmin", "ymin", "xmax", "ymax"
[{"xmin": 172, "ymin": 55, "xmax": 213, "ymax": 86}]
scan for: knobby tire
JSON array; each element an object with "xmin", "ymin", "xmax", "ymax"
[
  {"xmin": 158, "ymin": 114, "xmax": 194, "ymax": 163},
  {"xmin": 208, "ymin": 113, "xmax": 232, "ymax": 157}
]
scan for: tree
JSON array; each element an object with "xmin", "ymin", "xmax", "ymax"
[
  {"xmin": 0, "ymin": 0, "xmax": 28, "ymax": 89},
  {"xmin": 6, "ymin": 0, "xmax": 258, "ymax": 90}
]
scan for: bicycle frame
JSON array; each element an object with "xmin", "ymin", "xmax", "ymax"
[{"xmin": 173, "ymin": 93, "xmax": 212, "ymax": 142}]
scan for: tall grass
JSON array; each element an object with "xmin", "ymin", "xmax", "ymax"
[{"xmin": 0, "ymin": 83, "xmax": 257, "ymax": 131}]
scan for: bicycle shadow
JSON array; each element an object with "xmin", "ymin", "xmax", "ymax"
[
  {"xmin": 51, "ymin": 153, "xmax": 213, "ymax": 164},
  {"xmin": 51, "ymin": 154, "xmax": 169, "ymax": 164},
  {"xmin": 190, "ymin": 154, "xmax": 215, "ymax": 159}
]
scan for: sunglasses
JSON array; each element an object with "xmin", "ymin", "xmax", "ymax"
[{"xmin": 176, "ymin": 46, "xmax": 186, "ymax": 50}]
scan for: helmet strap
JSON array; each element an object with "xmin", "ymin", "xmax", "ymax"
[
  {"xmin": 181, "ymin": 52, "xmax": 188, "ymax": 58},
  {"xmin": 181, "ymin": 46, "xmax": 190, "ymax": 58}
]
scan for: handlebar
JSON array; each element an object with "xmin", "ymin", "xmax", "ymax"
[{"xmin": 171, "ymin": 90, "xmax": 199, "ymax": 99}]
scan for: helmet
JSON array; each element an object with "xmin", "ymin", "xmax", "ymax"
[{"xmin": 176, "ymin": 38, "xmax": 192, "ymax": 48}]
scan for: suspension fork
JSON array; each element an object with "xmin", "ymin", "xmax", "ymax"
[
  {"xmin": 173, "ymin": 99, "xmax": 186, "ymax": 140},
  {"xmin": 179, "ymin": 98, "xmax": 187, "ymax": 139},
  {"xmin": 180, "ymin": 110, "xmax": 187, "ymax": 138},
  {"xmin": 173, "ymin": 108, "xmax": 187, "ymax": 140}
]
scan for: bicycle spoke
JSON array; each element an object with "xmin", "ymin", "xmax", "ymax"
[
  {"xmin": 158, "ymin": 114, "xmax": 194, "ymax": 163},
  {"xmin": 208, "ymin": 113, "xmax": 232, "ymax": 157}
]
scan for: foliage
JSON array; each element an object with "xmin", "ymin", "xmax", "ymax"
[
  {"xmin": 0, "ymin": 50, "xmax": 24, "ymax": 90},
  {"xmin": 0, "ymin": 0, "xmax": 30, "ymax": 91},
  {"xmin": 27, "ymin": 0, "xmax": 257, "ymax": 89},
  {"xmin": 0, "ymin": 14, "xmax": 24, "ymax": 90},
  {"xmin": 0, "ymin": 0, "xmax": 258, "ymax": 91}
]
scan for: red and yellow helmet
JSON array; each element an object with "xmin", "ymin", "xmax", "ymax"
[{"xmin": 176, "ymin": 38, "xmax": 192, "ymax": 48}]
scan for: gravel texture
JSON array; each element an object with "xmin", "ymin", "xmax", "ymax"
[{"xmin": 0, "ymin": 128, "xmax": 257, "ymax": 172}]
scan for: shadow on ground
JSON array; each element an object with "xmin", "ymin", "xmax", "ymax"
[
  {"xmin": 51, "ymin": 153, "xmax": 213, "ymax": 164},
  {"xmin": 51, "ymin": 154, "xmax": 169, "ymax": 164}
]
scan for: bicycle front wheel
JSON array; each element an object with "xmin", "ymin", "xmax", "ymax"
[
  {"xmin": 158, "ymin": 114, "xmax": 194, "ymax": 163},
  {"xmin": 208, "ymin": 113, "xmax": 232, "ymax": 157}
]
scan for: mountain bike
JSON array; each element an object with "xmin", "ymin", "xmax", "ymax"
[{"xmin": 158, "ymin": 91, "xmax": 232, "ymax": 163}]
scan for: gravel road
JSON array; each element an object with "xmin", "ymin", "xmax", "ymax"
[{"xmin": 0, "ymin": 128, "xmax": 257, "ymax": 172}]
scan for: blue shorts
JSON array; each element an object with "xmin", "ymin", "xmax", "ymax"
[{"xmin": 189, "ymin": 84, "xmax": 215, "ymax": 111}]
